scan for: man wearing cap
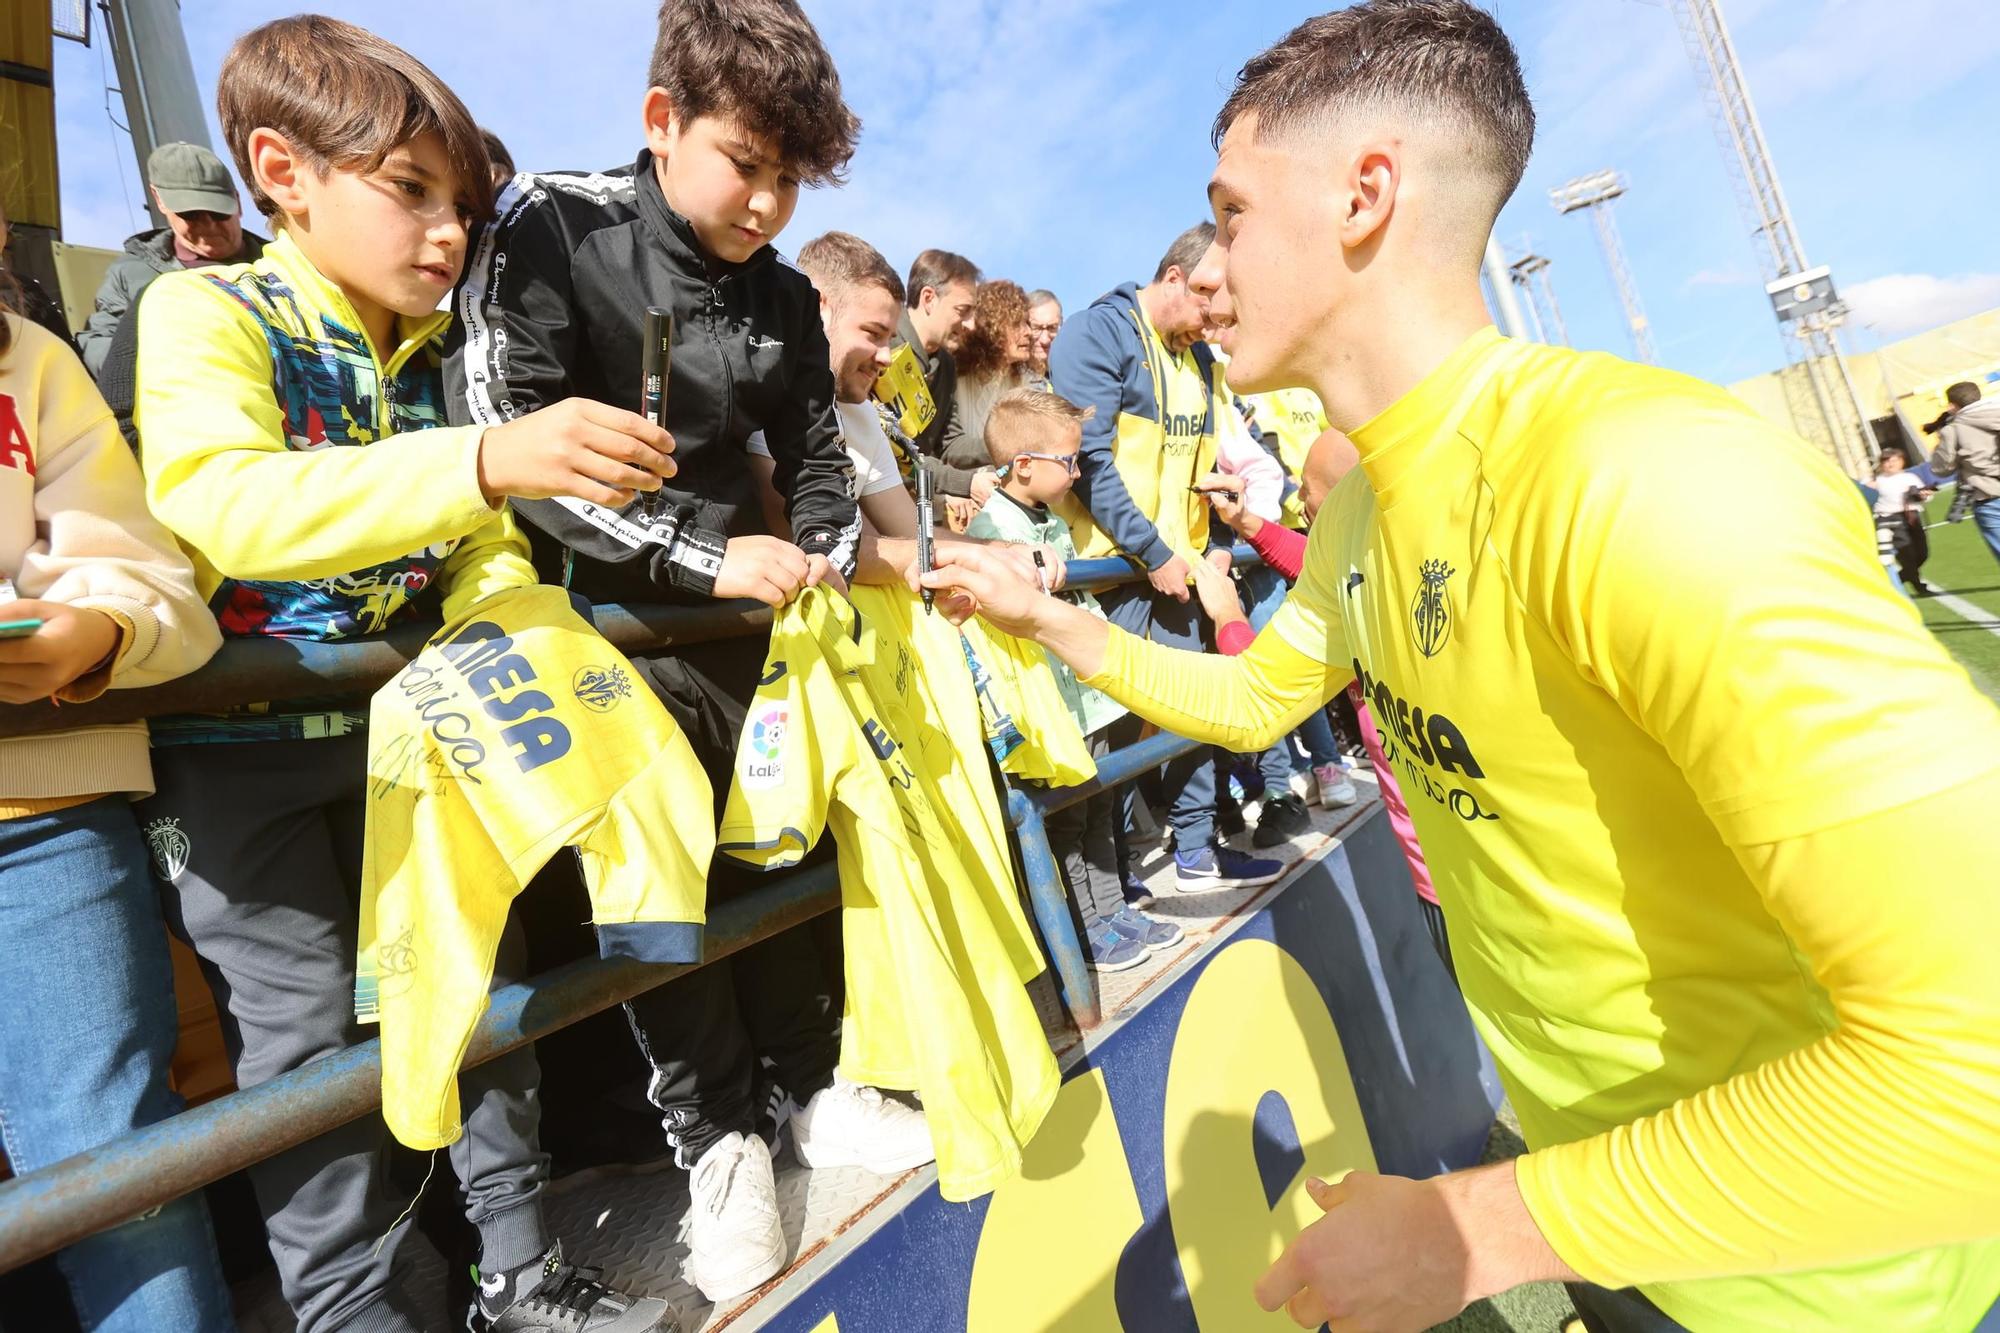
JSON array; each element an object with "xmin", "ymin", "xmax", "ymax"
[{"xmin": 77, "ymin": 142, "xmax": 264, "ymax": 376}]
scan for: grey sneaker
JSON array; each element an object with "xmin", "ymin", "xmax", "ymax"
[
  {"xmin": 475, "ymin": 1243, "xmax": 677, "ymax": 1332},
  {"xmin": 1107, "ymin": 906, "xmax": 1183, "ymax": 953}
]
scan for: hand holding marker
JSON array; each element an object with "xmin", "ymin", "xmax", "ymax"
[{"xmin": 640, "ymin": 306, "xmax": 673, "ymax": 524}]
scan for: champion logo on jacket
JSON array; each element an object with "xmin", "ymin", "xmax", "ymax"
[{"xmin": 447, "ymin": 154, "xmax": 859, "ymax": 603}]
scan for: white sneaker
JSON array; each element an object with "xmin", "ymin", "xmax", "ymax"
[
  {"xmin": 680, "ymin": 1131, "xmax": 787, "ymax": 1303},
  {"xmin": 1314, "ymin": 763, "xmax": 1358, "ymax": 808},
  {"xmin": 1288, "ymin": 770, "xmax": 1314, "ymax": 802},
  {"xmin": 791, "ymin": 1078, "xmax": 936, "ymax": 1174}
]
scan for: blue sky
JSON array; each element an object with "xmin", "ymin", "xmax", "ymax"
[{"xmin": 47, "ymin": 0, "xmax": 2000, "ymax": 387}]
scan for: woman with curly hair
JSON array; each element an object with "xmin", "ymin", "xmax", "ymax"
[{"xmin": 940, "ymin": 279, "xmax": 1037, "ymax": 507}]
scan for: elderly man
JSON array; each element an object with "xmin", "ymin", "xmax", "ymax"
[
  {"xmin": 1025, "ymin": 288, "xmax": 1062, "ymax": 381},
  {"xmin": 77, "ymin": 143, "xmax": 264, "ymax": 376}
]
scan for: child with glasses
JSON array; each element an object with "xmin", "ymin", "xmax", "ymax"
[{"xmin": 968, "ymin": 388, "xmax": 1183, "ymax": 970}]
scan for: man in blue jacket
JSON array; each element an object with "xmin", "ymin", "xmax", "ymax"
[{"xmin": 1049, "ymin": 223, "xmax": 1283, "ymax": 894}]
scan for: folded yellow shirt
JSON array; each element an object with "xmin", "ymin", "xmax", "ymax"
[
  {"xmin": 719, "ymin": 586, "xmax": 1057, "ymax": 1201},
  {"xmin": 358, "ymin": 585, "xmax": 713, "ymax": 1150}
]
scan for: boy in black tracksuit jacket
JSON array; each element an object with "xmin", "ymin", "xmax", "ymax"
[
  {"xmin": 444, "ymin": 0, "xmax": 934, "ymax": 1304},
  {"xmin": 449, "ymin": 155, "xmax": 858, "ymax": 602}
]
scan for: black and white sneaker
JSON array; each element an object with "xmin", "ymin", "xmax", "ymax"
[{"xmin": 474, "ymin": 1243, "xmax": 677, "ymax": 1332}]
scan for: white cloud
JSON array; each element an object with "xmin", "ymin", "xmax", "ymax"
[
  {"xmin": 1844, "ymin": 271, "xmax": 2000, "ymax": 337},
  {"xmin": 1683, "ymin": 266, "xmax": 1755, "ymax": 291}
]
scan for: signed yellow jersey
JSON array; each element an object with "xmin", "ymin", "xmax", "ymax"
[
  {"xmin": 962, "ymin": 619, "xmax": 1097, "ymax": 786},
  {"xmin": 718, "ymin": 586, "xmax": 1057, "ymax": 1200},
  {"xmin": 358, "ymin": 585, "xmax": 713, "ymax": 1150}
]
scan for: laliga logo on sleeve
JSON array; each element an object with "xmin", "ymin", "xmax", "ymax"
[
  {"xmin": 1411, "ymin": 558, "xmax": 1455, "ymax": 659},
  {"xmin": 742, "ymin": 706, "xmax": 788, "ymax": 789},
  {"xmin": 572, "ymin": 663, "xmax": 633, "ymax": 713}
]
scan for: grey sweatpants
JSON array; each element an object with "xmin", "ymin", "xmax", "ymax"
[{"xmin": 138, "ymin": 733, "xmax": 549, "ymax": 1333}]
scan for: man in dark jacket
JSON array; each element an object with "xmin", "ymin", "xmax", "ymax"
[
  {"xmin": 77, "ymin": 143, "xmax": 264, "ymax": 375},
  {"xmin": 894, "ymin": 248, "xmax": 980, "ymax": 493}
]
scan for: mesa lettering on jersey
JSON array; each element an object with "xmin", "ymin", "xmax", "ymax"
[
  {"xmin": 1160, "ymin": 408, "xmax": 1205, "ymax": 454},
  {"xmin": 1349, "ymin": 656, "xmax": 1498, "ymax": 824},
  {"xmin": 390, "ymin": 618, "xmax": 576, "ymax": 783}
]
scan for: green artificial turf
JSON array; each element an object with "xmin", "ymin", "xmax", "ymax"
[{"xmin": 1912, "ymin": 492, "xmax": 2000, "ymax": 702}]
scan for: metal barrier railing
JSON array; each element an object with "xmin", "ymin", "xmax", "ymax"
[{"xmin": 0, "ymin": 548, "xmax": 1256, "ymax": 1273}]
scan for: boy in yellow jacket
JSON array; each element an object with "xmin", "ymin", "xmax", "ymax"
[{"xmin": 131, "ymin": 17, "xmax": 673, "ymax": 1333}]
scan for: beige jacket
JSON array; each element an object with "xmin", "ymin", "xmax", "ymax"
[
  {"xmin": 1930, "ymin": 398, "xmax": 2000, "ymax": 504},
  {"xmin": 1, "ymin": 315, "xmax": 221, "ymax": 800}
]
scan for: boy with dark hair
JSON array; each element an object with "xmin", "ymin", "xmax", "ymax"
[
  {"xmin": 134, "ymin": 15, "xmax": 674, "ymax": 1333},
  {"xmin": 1870, "ymin": 443, "xmax": 1933, "ymax": 593},
  {"xmin": 449, "ymin": 0, "xmax": 930, "ymax": 1304}
]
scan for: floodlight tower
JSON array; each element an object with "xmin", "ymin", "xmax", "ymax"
[
  {"xmin": 1668, "ymin": 0, "xmax": 1873, "ymax": 476},
  {"xmin": 1551, "ymin": 171, "xmax": 1655, "ymax": 364},
  {"xmin": 1508, "ymin": 251, "xmax": 1569, "ymax": 347}
]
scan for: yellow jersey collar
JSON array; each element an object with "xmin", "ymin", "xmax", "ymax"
[
  {"xmin": 263, "ymin": 230, "xmax": 453, "ymax": 371},
  {"xmin": 1350, "ymin": 325, "xmax": 1509, "ymax": 506}
]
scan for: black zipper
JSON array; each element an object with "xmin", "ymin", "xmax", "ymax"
[{"xmin": 707, "ymin": 275, "xmax": 735, "ymax": 446}]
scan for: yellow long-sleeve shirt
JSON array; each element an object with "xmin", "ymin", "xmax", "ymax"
[
  {"xmin": 1080, "ymin": 328, "xmax": 2000, "ymax": 1330},
  {"xmin": 135, "ymin": 230, "xmax": 534, "ymax": 640}
]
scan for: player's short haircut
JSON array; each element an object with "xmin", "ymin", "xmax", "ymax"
[
  {"xmin": 984, "ymin": 387, "xmax": 1095, "ymax": 468},
  {"xmin": 1025, "ymin": 289, "xmax": 1061, "ymax": 311},
  {"xmin": 1154, "ymin": 222, "xmax": 1217, "ymax": 283},
  {"xmin": 219, "ymin": 14, "xmax": 494, "ymax": 222},
  {"xmin": 796, "ymin": 231, "xmax": 904, "ymax": 307},
  {"xmin": 906, "ymin": 249, "xmax": 981, "ymax": 308},
  {"xmin": 1214, "ymin": 0, "xmax": 1535, "ymax": 219},
  {"xmin": 1947, "ymin": 381, "xmax": 1984, "ymax": 409},
  {"xmin": 649, "ymin": 0, "xmax": 860, "ymax": 186}
]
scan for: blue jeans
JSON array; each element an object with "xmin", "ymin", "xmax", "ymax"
[
  {"xmin": 1975, "ymin": 497, "xmax": 2000, "ymax": 567},
  {"xmin": 1101, "ymin": 584, "xmax": 1216, "ymax": 852},
  {"xmin": 0, "ymin": 797, "xmax": 232, "ymax": 1332}
]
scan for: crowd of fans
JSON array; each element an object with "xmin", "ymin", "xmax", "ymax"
[
  {"xmin": 0, "ymin": 3, "xmax": 1379, "ymax": 1331},
  {"xmin": 9, "ymin": 2, "xmax": 2000, "ymax": 1332}
]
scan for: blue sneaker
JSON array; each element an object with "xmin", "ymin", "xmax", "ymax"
[
  {"xmin": 1087, "ymin": 921, "xmax": 1147, "ymax": 972},
  {"xmin": 1174, "ymin": 845, "xmax": 1285, "ymax": 893},
  {"xmin": 1122, "ymin": 872, "xmax": 1155, "ymax": 910},
  {"xmin": 1108, "ymin": 905, "xmax": 1184, "ymax": 953}
]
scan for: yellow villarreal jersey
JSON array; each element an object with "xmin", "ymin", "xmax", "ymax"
[
  {"xmin": 1271, "ymin": 328, "xmax": 2000, "ymax": 1330},
  {"xmin": 358, "ymin": 585, "xmax": 713, "ymax": 1151},
  {"xmin": 718, "ymin": 587, "xmax": 1057, "ymax": 1201}
]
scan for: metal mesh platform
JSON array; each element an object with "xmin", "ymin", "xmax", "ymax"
[{"xmin": 234, "ymin": 781, "xmax": 1381, "ymax": 1331}]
